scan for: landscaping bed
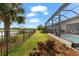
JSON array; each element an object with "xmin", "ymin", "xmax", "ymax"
[
  {"xmin": 48, "ymin": 35, "xmax": 79, "ymax": 56},
  {"xmin": 29, "ymin": 34, "xmax": 79, "ymax": 56}
]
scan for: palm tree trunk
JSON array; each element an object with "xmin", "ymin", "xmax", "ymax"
[{"xmin": 4, "ymin": 20, "xmax": 10, "ymax": 56}]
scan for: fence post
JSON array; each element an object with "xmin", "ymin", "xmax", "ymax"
[
  {"xmin": 29, "ymin": 29, "xmax": 30, "ymax": 38},
  {"xmin": 1, "ymin": 32, "xmax": 3, "ymax": 56},
  {"xmin": 23, "ymin": 29, "xmax": 25, "ymax": 42}
]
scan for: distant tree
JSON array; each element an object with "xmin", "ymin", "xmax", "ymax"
[
  {"xmin": 37, "ymin": 25, "xmax": 45, "ymax": 33},
  {"xmin": 37, "ymin": 25, "xmax": 42, "ymax": 30}
]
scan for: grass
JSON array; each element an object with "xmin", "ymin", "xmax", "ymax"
[
  {"xmin": 8, "ymin": 31, "xmax": 48, "ymax": 56},
  {"xmin": 0, "ymin": 32, "xmax": 29, "ymax": 56}
]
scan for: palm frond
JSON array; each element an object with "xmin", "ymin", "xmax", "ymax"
[
  {"xmin": 0, "ymin": 3, "xmax": 25, "ymax": 25},
  {"xmin": 16, "ymin": 8, "xmax": 25, "ymax": 14},
  {"xmin": 16, "ymin": 16, "xmax": 25, "ymax": 24}
]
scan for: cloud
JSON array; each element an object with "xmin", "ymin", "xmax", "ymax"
[
  {"xmin": 29, "ymin": 18, "xmax": 40, "ymax": 23},
  {"xmin": 27, "ymin": 13, "xmax": 36, "ymax": 17},
  {"xmin": 27, "ymin": 5, "xmax": 49, "ymax": 18},
  {"xmin": 27, "ymin": 24, "xmax": 37, "ymax": 28},
  {"xmin": 44, "ymin": 12, "xmax": 48, "ymax": 15},
  {"xmin": 31, "ymin": 5, "xmax": 48, "ymax": 12},
  {"xmin": 31, "ymin": 5, "xmax": 48, "ymax": 15}
]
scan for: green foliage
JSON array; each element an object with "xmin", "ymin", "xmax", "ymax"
[
  {"xmin": 9, "ymin": 31, "xmax": 48, "ymax": 56},
  {"xmin": 0, "ymin": 3, "xmax": 25, "ymax": 24},
  {"xmin": 37, "ymin": 25, "xmax": 45, "ymax": 33},
  {"xmin": 0, "ymin": 4, "xmax": 11, "ymax": 12}
]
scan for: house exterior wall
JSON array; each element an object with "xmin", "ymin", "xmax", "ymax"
[
  {"xmin": 66, "ymin": 23, "xmax": 79, "ymax": 33},
  {"xmin": 58, "ymin": 17, "xmax": 79, "ymax": 33}
]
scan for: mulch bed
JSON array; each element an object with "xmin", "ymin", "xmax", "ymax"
[{"xmin": 29, "ymin": 36, "xmax": 79, "ymax": 56}]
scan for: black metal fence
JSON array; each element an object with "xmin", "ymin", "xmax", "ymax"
[{"xmin": 0, "ymin": 29, "xmax": 36, "ymax": 56}]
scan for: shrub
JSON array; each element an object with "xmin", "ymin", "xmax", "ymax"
[{"xmin": 29, "ymin": 40, "xmax": 56, "ymax": 56}]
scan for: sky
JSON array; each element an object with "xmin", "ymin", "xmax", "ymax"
[
  {"xmin": 0, "ymin": 3, "xmax": 79, "ymax": 28},
  {"xmin": 11, "ymin": 3, "xmax": 62, "ymax": 28},
  {"xmin": 21, "ymin": 3, "xmax": 62, "ymax": 28},
  {"xmin": 0, "ymin": 3, "xmax": 60, "ymax": 28}
]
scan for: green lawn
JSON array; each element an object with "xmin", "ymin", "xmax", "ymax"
[{"xmin": 9, "ymin": 31, "xmax": 48, "ymax": 56}]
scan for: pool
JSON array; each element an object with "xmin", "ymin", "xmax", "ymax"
[
  {"xmin": 61, "ymin": 34, "xmax": 79, "ymax": 43},
  {"xmin": 61, "ymin": 34, "xmax": 79, "ymax": 48}
]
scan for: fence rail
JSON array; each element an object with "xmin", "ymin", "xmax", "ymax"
[{"xmin": 0, "ymin": 29, "xmax": 36, "ymax": 56}]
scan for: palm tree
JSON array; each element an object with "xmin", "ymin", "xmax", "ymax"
[{"xmin": 0, "ymin": 3, "xmax": 25, "ymax": 56}]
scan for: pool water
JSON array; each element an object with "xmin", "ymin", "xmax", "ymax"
[{"xmin": 61, "ymin": 34, "xmax": 79, "ymax": 43}]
